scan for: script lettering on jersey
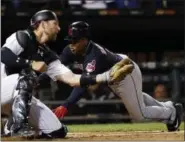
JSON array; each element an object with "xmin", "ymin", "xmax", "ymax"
[{"xmin": 86, "ymin": 60, "xmax": 96, "ymax": 73}]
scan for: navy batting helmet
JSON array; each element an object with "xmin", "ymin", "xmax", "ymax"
[
  {"xmin": 30, "ymin": 10, "xmax": 58, "ymax": 27},
  {"xmin": 65, "ymin": 21, "xmax": 90, "ymax": 42}
]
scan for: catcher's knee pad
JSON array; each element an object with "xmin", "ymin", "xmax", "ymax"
[
  {"xmin": 11, "ymin": 71, "xmax": 37, "ymax": 133},
  {"xmin": 47, "ymin": 124, "xmax": 68, "ymax": 138}
]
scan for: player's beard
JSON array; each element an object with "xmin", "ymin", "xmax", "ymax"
[
  {"xmin": 52, "ymin": 33, "xmax": 57, "ymax": 41},
  {"xmin": 49, "ymin": 32, "xmax": 57, "ymax": 41},
  {"xmin": 44, "ymin": 29, "xmax": 57, "ymax": 41}
]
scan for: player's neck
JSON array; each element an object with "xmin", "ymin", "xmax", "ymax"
[{"xmin": 82, "ymin": 40, "xmax": 90, "ymax": 55}]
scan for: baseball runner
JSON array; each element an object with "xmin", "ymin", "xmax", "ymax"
[
  {"xmin": 1, "ymin": 11, "xmax": 129, "ymax": 138},
  {"xmin": 53, "ymin": 21, "xmax": 183, "ymax": 132}
]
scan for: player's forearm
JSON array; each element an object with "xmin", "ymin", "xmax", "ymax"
[
  {"xmin": 64, "ymin": 87, "xmax": 87, "ymax": 108},
  {"xmin": 55, "ymin": 72, "xmax": 79, "ymax": 87}
]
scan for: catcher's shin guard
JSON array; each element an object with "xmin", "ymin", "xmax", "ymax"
[{"xmin": 10, "ymin": 70, "xmax": 38, "ymax": 134}]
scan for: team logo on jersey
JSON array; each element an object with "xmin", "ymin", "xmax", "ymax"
[{"xmin": 86, "ymin": 60, "xmax": 96, "ymax": 73}]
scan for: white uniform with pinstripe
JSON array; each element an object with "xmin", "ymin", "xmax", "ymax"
[
  {"xmin": 1, "ymin": 33, "xmax": 71, "ymax": 134},
  {"xmin": 109, "ymin": 54, "xmax": 176, "ymax": 124}
]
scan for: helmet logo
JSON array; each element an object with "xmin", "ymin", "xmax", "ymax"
[{"xmin": 68, "ymin": 28, "xmax": 73, "ymax": 36}]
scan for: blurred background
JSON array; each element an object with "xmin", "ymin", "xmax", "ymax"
[{"xmin": 1, "ymin": 0, "xmax": 184, "ymax": 124}]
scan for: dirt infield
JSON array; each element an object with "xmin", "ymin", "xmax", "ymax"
[
  {"xmin": 65, "ymin": 131, "xmax": 184, "ymax": 141},
  {"xmin": 2, "ymin": 131, "xmax": 184, "ymax": 141}
]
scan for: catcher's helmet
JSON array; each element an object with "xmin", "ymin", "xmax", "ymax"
[
  {"xmin": 30, "ymin": 10, "xmax": 58, "ymax": 27},
  {"xmin": 65, "ymin": 21, "xmax": 90, "ymax": 42}
]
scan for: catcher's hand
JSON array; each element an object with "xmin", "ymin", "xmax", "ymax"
[{"xmin": 109, "ymin": 58, "xmax": 134, "ymax": 83}]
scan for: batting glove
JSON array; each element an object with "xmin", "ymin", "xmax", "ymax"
[{"xmin": 53, "ymin": 106, "xmax": 68, "ymax": 119}]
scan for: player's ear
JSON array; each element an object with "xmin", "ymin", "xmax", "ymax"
[{"xmin": 40, "ymin": 21, "xmax": 47, "ymax": 30}]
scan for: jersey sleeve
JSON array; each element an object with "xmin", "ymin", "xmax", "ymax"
[
  {"xmin": 46, "ymin": 59, "xmax": 71, "ymax": 81},
  {"xmin": 1, "ymin": 32, "xmax": 31, "ymax": 68},
  {"xmin": 2, "ymin": 33, "xmax": 24, "ymax": 55},
  {"xmin": 104, "ymin": 48, "xmax": 122, "ymax": 66},
  {"xmin": 116, "ymin": 54, "xmax": 129, "ymax": 60},
  {"xmin": 63, "ymin": 87, "xmax": 87, "ymax": 108}
]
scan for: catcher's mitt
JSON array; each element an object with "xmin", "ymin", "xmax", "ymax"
[{"xmin": 109, "ymin": 58, "xmax": 134, "ymax": 83}]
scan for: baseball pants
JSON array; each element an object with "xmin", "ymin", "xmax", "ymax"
[
  {"xmin": 109, "ymin": 55, "xmax": 176, "ymax": 124},
  {"xmin": 1, "ymin": 73, "xmax": 62, "ymax": 134}
]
